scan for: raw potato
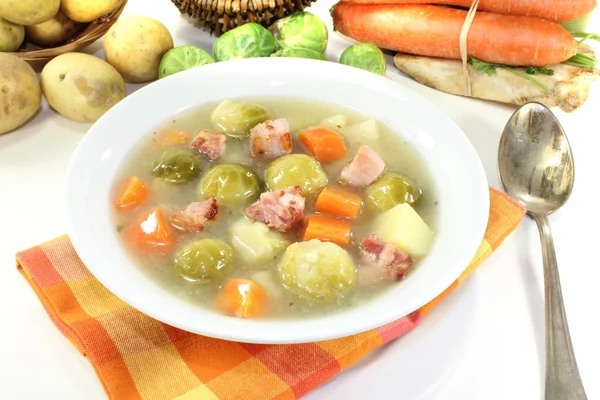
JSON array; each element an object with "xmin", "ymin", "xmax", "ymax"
[
  {"xmin": 61, "ymin": 0, "xmax": 125, "ymax": 23},
  {"xmin": 372, "ymin": 203, "xmax": 435, "ymax": 257},
  {"xmin": 41, "ymin": 53, "xmax": 127, "ymax": 123},
  {"xmin": 0, "ymin": 17, "xmax": 24, "ymax": 51},
  {"xmin": 0, "ymin": 53, "xmax": 42, "ymax": 134},
  {"xmin": 25, "ymin": 11, "xmax": 83, "ymax": 47},
  {"xmin": 0, "ymin": 0, "xmax": 59, "ymax": 26},
  {"xmin": 104, "ymin": 16, "xmax": 174, "ymax": 83}
]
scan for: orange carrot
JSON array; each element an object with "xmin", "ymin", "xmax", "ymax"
[
  {"xmin": 331, "ymin": 3, "xmax": 578, "ymax": 67},
  {"xmin": 338, "ymin": 0, "xmax": 596, "ymax": 23},
  {"xmin": 124, "ymin": 209, "xmax": 175, "ymax": 253},
  {"xmin": 217, "ymin": 279, "xmax": 268, "ymax": 318},
  {"xmin": 302, "ymin": 215, "xmax": 352, "ymax": 246},
  {"xmin": 315, "ymin": 186, "xmax": 362, "ymax": 220},
  {"xmin": 299, "ymin": 126, "xmax": 347, "ymax": 164},
  {"xmin": 115, "ymin": 176, "xmax": 149, "ymax": 211},
  {"xmin": 155, "ymin": 130, "xmax": 190, "ymax": 147}
]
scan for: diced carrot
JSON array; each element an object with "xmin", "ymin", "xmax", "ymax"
[
  {"xmin": 115, "ymin": 176, "xmax": 149, "ymax": 211},
  {"xmin": 155, "ymin": 130, "xmax": 190, "ymax": 147},
  {"xmin": 123, "ymin": 209, "xmax": 175, "ymax": 253},
  {"xmin": 298, "ymin": 126, "xmax": 347, "ymax": 164},
  {"xmin": 217, "ymin": 279, "xmax": 268, "ymax": 318},
  {"xmin": 301, "ymin": 215, "xmax": 352, "ymax": 246},
  {"xmin": 315, "ymin": 186, "xmax": 362, "ymax": 220}
]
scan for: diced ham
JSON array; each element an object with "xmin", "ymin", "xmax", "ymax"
[
  {"xmin": 190, "ymin": 130, "xmax": 226, "ymax": 161},
  {"xmin": 360, "ymin": 234, "xmax": 414, "ymax": 282},
  {"xmin": 339, "ymin": 145, "xmax": 385, "ymax": 187},
  {"xmin": 170, "ymin": 198, "xmax": 219, "ymax": 232},
  {"xmin": 245, "ymin": 186, "xmax": 305, "ymax": 232},
  {"xmin": 250, "ymin": 118, "xmax": 293, "ymax": 158}
]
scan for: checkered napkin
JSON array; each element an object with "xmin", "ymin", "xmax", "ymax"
[{"xmin": 16, "ymin": 188, "xmax": 524, "ymax": 400}]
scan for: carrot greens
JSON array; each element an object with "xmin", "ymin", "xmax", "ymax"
[{"xmin": 469, "ymin": 58, "xmax": 552, "ymax": 93}]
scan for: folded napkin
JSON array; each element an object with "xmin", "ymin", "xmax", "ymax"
[{"xmin": 16, "ymin": 188, "xmax": 524, "ymax": 400}]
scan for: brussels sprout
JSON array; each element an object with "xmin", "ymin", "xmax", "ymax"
[
  {"xmin": 365, "ymin": 173, "xmax": 422, "ymax": 212},
  {"xmin": 269, "ymin": 12, "xmax": 328, "ymax": 53},
  {"xmin": 270, "ymin": 47, "xmax": 327, "ymax": 61},
  {"xmin": 158, "ymin": 45, "xmax": 215, "ymax": 79},
  {"xmin": 265, "ymin": 154, "xmax": 328, "ymax": 197},
  {"xmin": 152, "ymin": 149, "xmax": 201, "ymax": 184},
  {"xmin": 174, "ymin": 239, "xmax": 233, "ymax": 283},
  {"xmin": 278, "ymin": 240, "xmax": 357, "ymax": 303},
  {"xmin": 339, "ymin": 43, "xmax": 387, "ymax": 77},
  {"xmin": 199, "ymin": 163, "xmax": 261, "ymax": 208},
  {"xmin": 213, "ymin": 23, "xmax": 275, "ymax": 62},
  {"xmin": 211, "ymin": 100, "xmax": 271, "ymax": 139}
]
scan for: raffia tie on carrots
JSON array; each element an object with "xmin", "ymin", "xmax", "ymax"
[{"xmin": 460, "ymin": 0, "xmax": 481, "ymax": 96}]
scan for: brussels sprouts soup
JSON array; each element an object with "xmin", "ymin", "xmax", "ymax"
[{"xmin": 111, "ymin": 97, "xmax": 438, "ymax": 320}]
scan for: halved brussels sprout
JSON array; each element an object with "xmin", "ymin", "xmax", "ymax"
[
  {"xmin": 265, "ymin": 154, "xmax": 328, "ymax": 197},
  {"xmin": 152, "ymin": 149, "xmax": 201, "ymax": 184},
  {"xmin": 339, "ymin": 43, "xmax": 387, "ymax": 77},
  {"xmin": 212, "ymin": 23, "xmax": 275, "ymax": 62},
  {"xmin": 278, "ymin": 239, "xmax": 357, "ymax": 303},
  {"xmin": 268, "ymin": 12, "xmax": 328, "ymax": 53},
  {"xmin": 174, "ymin": 239, "xmax": 233, "ymax": 283},
  {"xmin": 199, "ymin": 163, "xmax": 261, "ymax": 208},
  {"xmin": 211, "ymin": 100, "xmax": 271, "ymax": 139},
  {"xmin": 365, "ymin": 173, "xmax": 422, "ymax": 212}
]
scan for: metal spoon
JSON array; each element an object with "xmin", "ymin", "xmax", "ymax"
[{"xmin": 498, "ymin": 102, "xmax": 586, "ymax": 400}]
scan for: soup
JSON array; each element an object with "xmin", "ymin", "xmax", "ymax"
[{"xmin": 111, "ymin": 97, "xmax": 438, "ymax": 319}]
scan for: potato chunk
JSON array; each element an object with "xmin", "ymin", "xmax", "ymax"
[{"xmin": 372, "ymin": 203, "xmax": 434, "ymax": 257}]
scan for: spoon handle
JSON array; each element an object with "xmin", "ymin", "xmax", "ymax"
[{"xmin": 533, "ymin": 213, "xmax": 587, "ymax": 400}]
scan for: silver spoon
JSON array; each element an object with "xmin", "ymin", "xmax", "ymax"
[{"xmin": 498, "ymin": 102, "xmax": 586, "ymax": 400}]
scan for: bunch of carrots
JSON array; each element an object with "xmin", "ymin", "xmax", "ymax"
[{"xmin": 331, "ymin": 0, "xmax": 598, "ymax": 68}]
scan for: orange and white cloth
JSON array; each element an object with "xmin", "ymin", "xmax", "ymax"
[{"xmin": 16, "ymin": 187, "xmax": 525, "ymax": 400}]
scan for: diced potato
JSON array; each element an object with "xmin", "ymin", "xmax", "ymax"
[
  {"xmin": 320, "ymin": 114, "xmax": 348, "ymax": 129},
  {"xmin": 372, "ymin": 203, "xmax": 434, "ymax": 257},
  {"xmin": 251, "ymin": 270, "xmax": 284, "ymax": 299},
  {"xmin": 340, "ymin": 119, "xmax": 380, "ymax": 142},
  {"xmin": 229, "ymin": 218, "xmax": 289, "ymax": 266}
]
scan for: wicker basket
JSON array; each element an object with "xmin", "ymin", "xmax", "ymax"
[
  {"xmin": 7, "ymin": 1, "xmax": 127, "ymax": 63},
  {"xmin": 171, "ymin": 0, "xmax": 318, "ymax": 35}
]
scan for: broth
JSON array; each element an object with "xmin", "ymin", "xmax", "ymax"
[{"xmin": 111, "ymin": 97, "xmax": 438, "ymax": 320}]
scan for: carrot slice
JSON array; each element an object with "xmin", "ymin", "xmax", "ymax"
[
  {"xmin": 299, "ymin": 126, "xmax": 347, "ymax": 164},
  {"xmin": 115, "ymin": 176, "xmax": 149, "ymax": 211},
  {"xmin": 124, "ymin": 209, "xmax": 175, "ymax": 253},
  {"xmin": 155, "ymin": 130, "xmax": 190, "ymax": 147},
  {"xmin": 217, "ymin": 279, "xmax": 268, "ymax": 318},
  {"xmin": 315, "ymin": 186, "xmax": 362, "ymax": 220},
  {"xmin": 301, "ymin": 215, "xmax": 352, "ymax": 246}
]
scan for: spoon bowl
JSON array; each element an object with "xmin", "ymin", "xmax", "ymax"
[
  {"xmin": 498, "ymin": 102, "xmax": 574, "ymax": 215},
  {"xmin": 498, "ymin": 101, "xmax": 586, "ymax": 400}
]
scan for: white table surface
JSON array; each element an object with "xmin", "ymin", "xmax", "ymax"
[{"xmin": 1, "ymin": 1, "xmax": 599, "ymax": 399}]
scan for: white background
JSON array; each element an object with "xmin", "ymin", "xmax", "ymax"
[{"xmin": 1, "ymin": 0, "xmax": 599, "ymax": 399}]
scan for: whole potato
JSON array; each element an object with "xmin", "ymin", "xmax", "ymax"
[
  {"xmin": 25, "ymin": 11, "xmax": 83, "ymax": 47},
  {"xmin": 104, "ymin": 16, "xmax": 174, "ymax": 83},
  {"xmin": 61, "ymin": 0, "xmax": 125, "ymax": 23},
  {"xmin": 0, "ymin": 0, "xmax": 59, "ymax": 26},
  {"xmin": 0, "ymin": 17, "xmax": 24, "ymax": 51},
  {"xmin": 41, "ymin": 53, "xmax": 127, "ymax": 123},
  {"xmin": 0, "ymin": 53, "xmax": 42, "ymax": 135}
]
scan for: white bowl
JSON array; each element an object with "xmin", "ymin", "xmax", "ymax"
[{"xmin": 66, "ymin": 58, "xmax": 489, "ymax": 344}]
